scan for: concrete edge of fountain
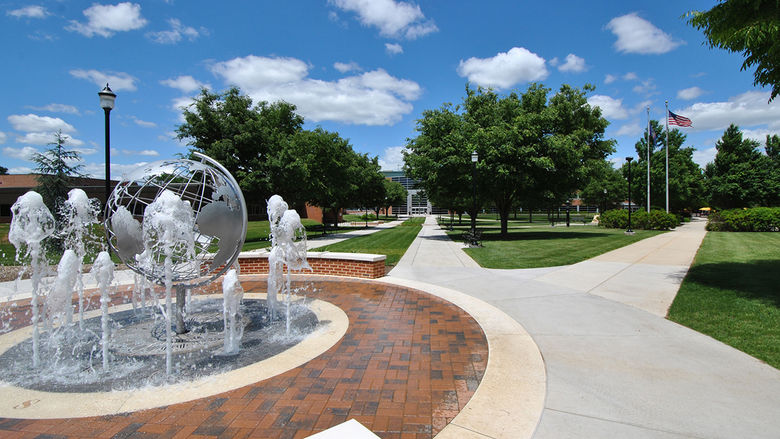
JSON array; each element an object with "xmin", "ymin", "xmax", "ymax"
[
  {"xmin": 379, "ymin": 276, "xmax": 547, "ymax": 439},
  {"xmin": 0, "ymin": 291, "xmax": 349, "ymax": 419}
]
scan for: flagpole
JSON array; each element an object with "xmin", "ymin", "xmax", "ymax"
[
  {"xmin": 664, "ymin": 100, "xmax": 669, "ymax": 213},
  {"xmin": 646, "ymin": 106, "xmax": 650, "ymax": 213}
]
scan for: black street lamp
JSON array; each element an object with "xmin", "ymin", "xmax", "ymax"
[
  {"xmin": 626, "ymin": 157, "xmax": 634, "ymax": 234},
  {"xmin": 471, "ymin": 150, "xmax": 478, "ymax": 236},
  {"xmin": 603, "ymin": 188, "xmax": 607, "ymax": 213},
  {"xmin": 98, "ymin": 83, "xmax": 116, "ymax": 209}
]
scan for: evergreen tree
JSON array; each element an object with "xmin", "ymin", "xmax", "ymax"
[{"xmin": 31, "ymin": 130, "xmax": 85, "ymax": 217}]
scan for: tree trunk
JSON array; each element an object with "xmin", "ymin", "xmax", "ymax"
[{"xmin": 498, "ymin": 205, "xmax": 510, "ymax": 236}]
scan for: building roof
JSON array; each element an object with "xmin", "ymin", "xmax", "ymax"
[{"xmin": 0, "ymin": 174, "xmax": 115, "ymax": 189}]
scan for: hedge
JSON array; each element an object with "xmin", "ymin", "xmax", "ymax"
[
  {"xmin": 598, "ymin": 209, "xmax": 679, "ymax": 230},
  {"xmin": 706, "ymin": 207, "xmax": 780, "ymax": 232}
]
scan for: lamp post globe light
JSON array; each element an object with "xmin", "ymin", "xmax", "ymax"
[
  {"xmin": 625, "ymin": 157, "xmax": 634, "ymax": 235},
  {"xmin": 98, "ymin": 83, "xmax": 116, "ymax": 209},
  {"xmin": 471, "ymin": 150, "xmax": 478, "ymax": 237},
  {"xmin": 603, "ymin": 188, "xmax": 607, "ymax": 213}
]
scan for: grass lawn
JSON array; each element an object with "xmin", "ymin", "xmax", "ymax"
[
  {"xmin": 448, "ymin": 223, "xmax": 664, "ymax": 269},
  {"xmin": 310, "ymin": 217, "xmax": 423, "ymax": 266},
  {"xmin": 668, "ymin": 232, "xmax": 780, "ymax": 369}
]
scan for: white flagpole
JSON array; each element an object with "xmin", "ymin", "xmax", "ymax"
[
  {"xmin": 646, "ymin": 106, "xmax": 650, "ymax": 212},
  {"xmin": 665, "ymin": 100, "xmax": 669, "ymax": 213}
]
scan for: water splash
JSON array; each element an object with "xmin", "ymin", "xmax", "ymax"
[
  {"xmin": 91, "ymin": 251, "xmax": 114, "ymax": 371},
  {"xmin": 222, "ymin": 268, "xmax": 243, "ymax": 354}
]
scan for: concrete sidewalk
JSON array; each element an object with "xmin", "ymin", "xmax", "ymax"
[
  {"xmin": 388, "ymin": 216, "xmax": 780, "ymax": 438},
  {"xmin": 306, "ymin": 219, "xmax": 403, "ymax": 250}
]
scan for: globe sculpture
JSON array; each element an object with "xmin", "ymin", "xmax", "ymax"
[{"xmin": 104, "ymin": 152, "xmax": 247, "ymax": 334}]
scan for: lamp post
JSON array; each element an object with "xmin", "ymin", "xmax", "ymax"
[
  {"xmin": 603, "ymin": 188, "xmax": 607, "ymax": 213},
  {"xmin": 98, "ymin": 83, "xmax": 116, "ymax": 209},
  {"xmin": 471, "ymin": 150, "xmax": 478, "ymax": 237},
  {"xmin": 626, "ymin": 157, "xmax": 634, "ymax": 234}
]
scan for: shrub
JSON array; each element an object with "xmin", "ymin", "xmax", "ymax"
[
  {"xmin": 707, "ymin": 207, "xmax": 780, "ymax": 232},
  {"xmin": 599, "ymin": 209, "xmax": 679, "ymax": 230}
]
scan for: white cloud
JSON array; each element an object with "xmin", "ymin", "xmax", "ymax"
[
  {"xmin": 146, "ymin": 18, "xmax": 202, "ymax": 44},
  {"xmin": 587, "ymin": 95, "xmax": 628, "ymax": 120},
  {"xmin": 0, "ymin": 131, "xmax": 6, "ymax": 144},
  {"xmin": 604, "ymin": 74, "xmax": 617, "ymax": 84},
  {"xmin": 678, "ymin": 91, "xmax": 780, "ymax": 132},
  {"xmin": 558, "ymin": 54, "xmax": 586, "ymax": 73},
  {"xmin": 70, "ymin": 69, "xmax": 138, "ymax": 91},
  {"xmin": 67, "ymin": 2, "xmax": 147, "ymax": 37},
  {"xmin": 623, "ymin": 72, "xmax": 638, "ymax": 81},
  {"xmin": 742, "ymin": 128, "xmax": 779, "ymax": 143},
  {"xmin": 606, "ymin": 13, "xmax": 682, "ymax": 55},
  {"xmin": 3, "ymin": 146, "xmax": 38, "ymax": 160},
  {"xmin": 615, "ymin": 122, "xmax": 642, "ymax": 136},
  {"xmin": 160, "ymin": 75, "xmax": 209, "ymax": 93},
  {"xmin": 9, "ymin": 166, "xmax": 34, "ymax": 174},
  {"xmin": 211, "ymin": 55, "xmax": 422, "ymax": 125},
  {"xmin": 81, "ymin": 161, "xmax": 150, "ymax": 179},
  {"xmin": 8, "ymin": 114, "xmax": 75, "ymax": 133},
  {"xmin": 677, "ymin": 86, "xmax": 705, "ymax": 100},
  {"xmin": 73, "ymin": 146, "xmax": 96, "ymax": 155},
  {"xmin": 133, "ymin": 118, "xmax": 156, "ymax": 128},
  {"xmin": 334, "ymin": 61, "xmax": 362, "ymax": 73},
  {"xmin": 693, "ymin": 147, "xmax": 717, "ymax": 167},
  {"xmin": 329, "ymin": 0, "xmax": 437, "ymax": 39},
  {"xmin": 457, "ymin": 47, "xmax": 548, "ymax": 90},
  {"xmin": 27, "ymin": 103, "xmax": 80, "ymax": 115},
  {"xmin": 7, "ymin": 5, "xmax": 48, "ymax": 19},
  {"xmin": 378, "ymin": 145, "xmax": 406, "ymax": 171},
  {"xmin": 632, "ymin": 79, "xmax": 657, "ymax": 96},
  {"xmin": 16, "ymin": 132, "xmax": 84, "ymax": 146},
  {"xmin": 385, "ymin": 43, "xmax": 403, "ymax": 55},
  {"xmin": 138, "ymin": 149, "xmax": 160, "ymax": 156}
]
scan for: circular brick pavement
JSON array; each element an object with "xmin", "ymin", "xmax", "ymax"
[{"xmin": 0, "ymin": 275, "xmax": 488, "ymax": 438}]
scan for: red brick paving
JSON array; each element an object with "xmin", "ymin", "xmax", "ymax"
[{"xmin": 0, "ymin": 276, "xmax": 488, "ymax": 438}]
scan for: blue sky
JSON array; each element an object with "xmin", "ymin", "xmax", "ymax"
[{"xmin": 2, "ymin": 0, "xmax": 779, "ymax": 179}]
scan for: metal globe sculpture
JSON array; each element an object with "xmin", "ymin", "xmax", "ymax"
[{"xmin": 104, "ymin": 153, "xmax": 247, "ymax": 288}]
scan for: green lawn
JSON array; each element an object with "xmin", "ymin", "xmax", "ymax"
[
  {"xmin": 310, "ymin": 217, "xmax": 423, "ymax": 266},
  {"xmin": 668, "ymin": 232, "xmax": 780, "ymax": 369},
  {"xmin": 449, "ymin": 224, "xmax": 663, "ymax": 269}
]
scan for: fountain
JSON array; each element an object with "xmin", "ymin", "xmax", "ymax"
[{"xmin": 0, "ymin": 153, "xmax": 319, "ymax": 388}]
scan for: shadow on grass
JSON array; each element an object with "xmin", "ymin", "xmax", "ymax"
[
  {"xmin": 686, "ymin": 260, "xmax": 780, "ymax": 307},
  {"xmin": 453, "ymin": 229, "xmax": 614, "ymax": 242}
]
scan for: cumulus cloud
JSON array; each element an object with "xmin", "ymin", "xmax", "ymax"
[
  {"xmin": 587, "ymin": 95, "xmax": 628, "ymax": 120},
  {"xmin": 329, "ymin": 0, "xmax": 437, "ymax": 39},
  {"xmin": 378, "ymin": 145, "xmax": 406, "ymax": 171},
  {"xmin": 67, "ymin": 2, "xmax": 147, "ymax": 37},
  {"xmin": 8, "ymin": 114, "xmax": 75, "ymax": 133},
  {"xmin": 677, "ymin": 91, "xmax": 780, "ymax": 132},
  {"xmin": 146, "ymin": 18, "xmax": 202, "ymax": 44},
  {"xmin": 0, "ymin": 131, "xmax": 6, "ymax": 144},
  {"xmin": 632, "ymin": 79, "xmax": 657, "ymax": 96},
  {"xmin": 334, "ymin": 61, "xmax": 362, "ymax": 73},
  {"xmin": 3, "ymin": 146, "xmax": 38, "ymax": 160},
  {"xmin": 457, "ymin": 47, "xmax": 548, "ymax": 90},
  {"xmin": 677, "ymin": 86, "xmax": 705, "ymax": 100},
  {"xmin": 385, "ymin": 43, "xmax": 403, "ymax": 55},
  {"xmin": 133, "ymin": 118, "xmax": 156, "ymax": 128},
  {"xmin": 70, "ymin": 69, "xmax": 138, "ymax": 91},
  {"xmin": 210, "ymin": 54, "xmax": 422, "ymax": 125},
  {"xmin": 160, "ymin": 75, "xmax": 209, "ymax": 93},
  {"xmin": 605, "ymin": 74, "xmax": 617, "ymax": 84},
  {"xmin": 17, "ymin": 132, "xmax": 84, "ymax": 146},
  {"xmin": 693, "ymin": 147, "xmax": 717, "ymax": 167},
  {"xmin": 558, "ymin": 54, "xmax": 586, "ymax": 73},
  {"xmin": 606, "ymin": 13, "xmax": 682, "ymax": 55},
  {"xmin": 7, "ymin": 5, "xmax": 48, "ymax": 18},
  {"xmin": 615, "ymin": 122, "xmax": 642, "ymax": 136},
  {"xmin": 623, "ymin": 72, "xmax": 638, "ymax": 81}
]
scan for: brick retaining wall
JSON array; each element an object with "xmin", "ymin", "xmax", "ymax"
[{"xmin": 232, "ymin": 251, "xmax": 386, "ymax": 279}]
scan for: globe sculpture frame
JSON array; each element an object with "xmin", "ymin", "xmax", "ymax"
[{"xmin": 104, "ymin": 152, "xmax": 248, "ymax": 334}]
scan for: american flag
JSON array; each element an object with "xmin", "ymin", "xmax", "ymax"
[{"xmin": 668, "ymin": 110, "xmax": 692, "ymax": 127}]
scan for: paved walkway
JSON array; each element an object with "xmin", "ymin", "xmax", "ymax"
[{"xmin": 388, "ymin": 216, "xmax": 780, "ymax": 438}]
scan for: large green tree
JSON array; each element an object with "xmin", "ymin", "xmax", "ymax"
[
  {"xmin": 687, "ymin": 1, "xmax": 780, "ymax": 101},
  {"xmin": 176, "ymin": 87, "xmax": 303, "ymax": 202},
  {"xmin": 580, "ymin": 159, "xmax": 627, "ymax": 211},
  {"xmin": 381, "ymin": 179, "xmax": 407, "ymax": 217},
  {"xmin": 705, "ymin": 124, "xmax": 779, "ymax": 207},
  {"xmin": 406, "ymin": 83, "xmax": 613, "ymax": 235},
  {"xmin": 32, "ymin": 130, "xmax": 85, "ymax": 217}
]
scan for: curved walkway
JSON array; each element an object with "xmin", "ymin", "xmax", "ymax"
[{"xmin": 388, "ymin": 216, "xmax": 780, "ymax": 438}]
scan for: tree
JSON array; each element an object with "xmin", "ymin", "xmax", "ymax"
[
  {"xmin": 406, "ymin": 83, "xmax": 613, "ymax": 235},
  {"xmin": 579, "ymin": 159, "xmax": 627, "ymax": 210},
  {"xmin": 32, "ymin": 131, "xmax": 85, "ymax": 218},
  {"xmin": 687, "ymin": 1, "xmax": 780, "ymax": 101},
  {"xmin": 351, "ymin": 154, "xmax": 386, "ymax": 225},
  {"xmin": 382, "ymin": 179, "xmax": 407, "ymax": 218},
  {"xmin": 705, "ymin": 124, "xmax": 778, "ymax": 208},
  {"xmin": 627, "ymin": 121, "xmax": 705, "ymax": 213},
  {"xmin": 177, "ymin": 87, "xmax": 303, "ymax": 203},
  {"xmin": 0, "ymin": 165, "xmax": 7, "ymax": 175}
]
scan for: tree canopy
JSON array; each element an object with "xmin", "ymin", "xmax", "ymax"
[
  {"xmin": 687, "ymin": 1, "xmax": 780, "ymax": 101},
  {"xmin": 705, "ymin": 124, "xmax": 780, "ymax": 208},
  {"xmin": 32, "ymin": 131, "xmax": 85, "ymax": 217},
  {"xmin": 405, "ymin": 83, "xmax": 614, "ymax": 235}
]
